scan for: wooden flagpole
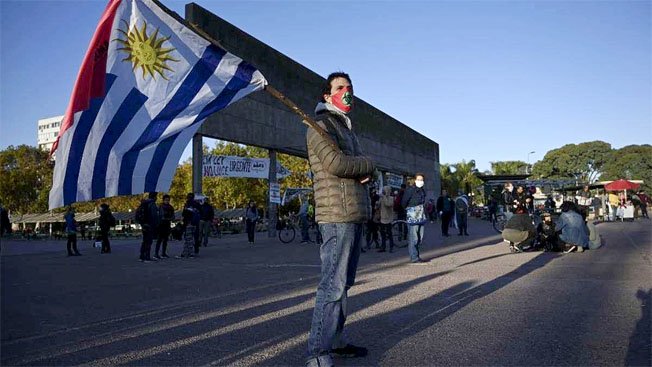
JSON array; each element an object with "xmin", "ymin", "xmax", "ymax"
[{"xmin": 184, "ymin": 22, "xmax": 338, "ymax": 148}]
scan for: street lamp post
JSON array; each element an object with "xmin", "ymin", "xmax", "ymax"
[{"xmin": 527, "ymin": 151, "xmax": 535, "ymax": 174}]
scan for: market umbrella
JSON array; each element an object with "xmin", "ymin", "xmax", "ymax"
[{"xmin": 604, "ymin": 179, "xmax": 640, "ymax": 191}]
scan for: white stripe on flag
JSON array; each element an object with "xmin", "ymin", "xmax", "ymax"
[
  {"xmin": 76, "ymin": 79, "xmax": 134, "ymax": 202},
  {"xmin": 156, "ymin": 124, "xmax": 201, "ymax": 192}
]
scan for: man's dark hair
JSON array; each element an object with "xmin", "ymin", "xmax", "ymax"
[
  {"xmin": 321, "ymin": 72, "xmax": 352, "ymax": 102},
  {"xmin": 186, "ymin": 193, "xmax": 194, "ymax": 200},
  {"xmin": 162, "ymin": 194, "xmax": 170, "ymax": 200},
  {"xmin": 415, "ymin": 172, "xmax": 425, "ymax": 179},
  {"xmin": 560, "ymin": 201, "xmax": 580, "ymax": 213},
  {"xmin": 148, "ymin": 192, "xmax": 157, "ymax": 200}
]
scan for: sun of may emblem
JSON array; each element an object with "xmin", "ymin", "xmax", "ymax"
[{"xmin": 114, "ymin": 20, "xmax": 179, "ymax": 80}]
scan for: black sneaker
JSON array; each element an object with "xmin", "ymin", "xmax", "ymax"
[
  {"xmin": 330, "ymin": 344, "xmax": 368, "ymax": 358},
  {"xmin": 161, "ymin": 254, "xmax": 170, "ymax": 258}
]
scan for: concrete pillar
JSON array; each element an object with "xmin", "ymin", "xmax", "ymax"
[
  {"xmin": 268, "ymin": 149, "xmax": 278, "ymax": 238},
  {"xmin": 192, "ymin": 134, "xmax": 202, "ymax": 194}
]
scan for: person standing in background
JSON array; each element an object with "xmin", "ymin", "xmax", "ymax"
[
  {"xmin": 64, "ymin": 206, "xmax": 81, "ymax": 257},
  {"xmin": 155, "ymin": 194, "xmax": 175, "ymax": 259},
  {"xmin": 245, "ymin": 200, "xmax": 259, "ymax": 244}
]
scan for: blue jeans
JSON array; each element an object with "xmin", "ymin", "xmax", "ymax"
[
  {"xmin": 408, "ymin": 224, "xmax": 424, "ymax": 262},
  {"xmin": 300, "ymin": 214, "xmax": 311, "ymax": 241},
  {"xmin": 307, "ymin": 223, "xmax": 362, "ymax": 364}
]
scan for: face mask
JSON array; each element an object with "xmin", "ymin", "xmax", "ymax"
[
  {"xmin": 330, "ymin": 86, "xmax": 353, "ymax": 113},
  {"xmin": 415, "ymin": 180, "xmax": 424, "ymax": 188}
]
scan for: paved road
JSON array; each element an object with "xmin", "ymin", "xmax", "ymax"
[{"xmin": 1, "ymin": 218, "xmax": 650, "ymax": 366}]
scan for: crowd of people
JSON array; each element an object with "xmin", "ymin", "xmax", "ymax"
[{"xmin": 498, "ymin": 182, "xmax": 608, "ymax": 254}]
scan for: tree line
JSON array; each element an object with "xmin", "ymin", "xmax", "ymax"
[{"xmin": 1, "ymin": 140, "xmax": 649, "ymax": 214}]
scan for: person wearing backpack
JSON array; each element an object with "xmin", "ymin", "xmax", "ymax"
[
  {"xmin": 98, "ymin": 203, "xmax": 115, "ymax": 254},
  {"xmin": 155, "ymin": 194, "xmax": 175, "ymax": 259},
  {"xmin": 455, "ymin": 191, "xmax": 470, "ymax": 236},
  {"xmin": 137, "ymin": 192, "xmax": 159, "ymax": 263}
]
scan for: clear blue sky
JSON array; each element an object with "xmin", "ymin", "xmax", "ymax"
[{"xmin": 1, "ymin": 0, "xmax": 650, "ymax": 172}]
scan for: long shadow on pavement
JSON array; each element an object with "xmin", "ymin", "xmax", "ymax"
[
  {"xmin": 259, "ymin": 252, "xmax": 561, "ymax": 366},
  {"xmin": 626, "ymin": 288, "xmax": 652, "ymax": 366},
  {"xmin": 18, "ymin": 271, "xmax": 453, "ymax": 366}
]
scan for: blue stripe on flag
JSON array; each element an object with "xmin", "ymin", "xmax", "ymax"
[
  {"xmin": 63, "ymin": 74, "xmax": 117, "ymax": 206},
  {"xmin": 91, "ymin": 88, "xmax": 148, "ymax": 199},
  {"xmin": 118, "ymin": 45, "xmax": 225, "ymax": 196},
  {"xmin": 143, "ymin": 61, "xmax": 257, "ymax": 192}
]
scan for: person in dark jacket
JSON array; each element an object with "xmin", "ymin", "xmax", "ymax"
[
  {"xmin": 365, "ymin": 189, "xmax": 380, "ymax": 250},
  {"xmin": 513, "ymin": 185, "xmax": 532, "ymax": 212},
  {"xmin": 245, "ymin": 200, "xmax": 259, "ymax": 244},
  {"xmin": 98, "ymin": 203, "xmax": 115, "ymax": 254},
  {"xmin": 394, "ymin": 184, "xmax": 408, "ymax": 241},
  {"xmin": 502, "ymin": 206, "xmax": 536, "ymax": 252},
  {"xmin": 137, "ymin": 192, "xmax": 159, "ymax": 263},
  {"xmin": 455, "ymin": 191, "xmax": 470, "ymax": 236},
  {"xmin": 64, "ymin": 206, "xmax": 81, "ymax": 256},
  {"xmin": 305, "ymin": 72, "xmax": 375, "ymax": 367},
  {"xmin": 436, "ymin": 189, "xmax": 454, "ymax": 237},
  {"xmin": 199, "ymin": 197, "xmax": 215, "ymax": 247},
  {"xmin": 155, "ymin": 194, "xmax": 175, "ymax": 259},
  {"xmin": 183, "ymin": 193, "xmax": 201, "ymax": 255},
  {"xmin": 502, "ymin": 182, "xmax": 516, "ymax": 213},
  {"xmin": 0, "ymin": 202, "xmax": 12, "ymax": 237},
  {"xmin": 402, "ymin": 173, "xmax": 428, "ymax": 263},
  {"xmin": 536, "ymin": 212, "xmax": 558, "ymax": 251}
]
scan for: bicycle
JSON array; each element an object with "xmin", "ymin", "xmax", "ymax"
[
  {"xmin": 492, "ymin": 210, "xmax": 508, "ymax": 233},
  {"xmin": 277, "ymin": 214, "xmax": 298, "ymax": 243},
  {"xmin": 391, "ymin": 220, "xmax": 410, "ymax": 248},
  {"xmin": 277, "ymin": 214, "xmax": 321, "ymax": 244},
  {"xmin": 210, "ymin": 220, "xmax": 222, "ymax": 238}
]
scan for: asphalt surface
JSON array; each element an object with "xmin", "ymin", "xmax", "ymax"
[{"xmin": 1, "ymin": 218, "xmax": 650, "ymax": 366}]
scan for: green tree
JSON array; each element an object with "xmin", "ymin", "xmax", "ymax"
[
  {"xmin": 439, "ymin": 160, "xmax": 483, "ymax": 203},
  {"xmin": 439, "ymin": 163, "xmax": 458, "ymax": 194},
  {"xmin": 170, "ymin": 141, "xmax": 312, "ymax": 212},
  {"xmin": 491, "ymin": 160, "xmax": 528, "ymax": 175},
  {"xmin": 0, "ymin": 145, "xmax": 53, "ymax": 213},
  {"xmin": 531, "ymin": 141, "xmax": 612, "ymax": 183},
  {"xmin": 600, "ymin": 144, "xmax": 652, "ymax": 192}
]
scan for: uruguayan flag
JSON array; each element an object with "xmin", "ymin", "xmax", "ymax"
[{"xmin": 49, "ymin": 0, "xmax": 266, "ymax": 209}]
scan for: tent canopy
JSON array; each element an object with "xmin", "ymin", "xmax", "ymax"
[{"xmin": 605, "ymin": 179, "xmax": 640, "ymax": 191}]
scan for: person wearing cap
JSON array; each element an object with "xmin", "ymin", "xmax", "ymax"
[{"xmin": 536, "ymin": 212, "xmax": 558, "ymax": 251}]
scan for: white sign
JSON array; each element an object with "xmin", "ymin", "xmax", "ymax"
[
  {"xmin": 203, "ymin": 155, "xmax": 290, "ymax": 179},
  {"xmin": 269, "ymin": 183, "xmax": 281, "ymax": 204},
  {"xmin": 385, "ymin": 173, "xmax": 404, "ymax": 188}
]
